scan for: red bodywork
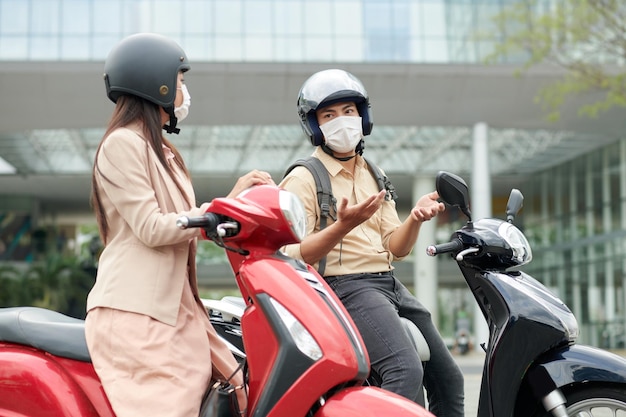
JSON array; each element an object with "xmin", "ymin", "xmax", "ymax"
[{"xmin": 0, "ymin": 343, "xmax": 114, "ymax": 416}]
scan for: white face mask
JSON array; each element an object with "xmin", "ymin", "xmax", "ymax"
[
  {"xmin": 320, "ymin": 116, "xmax": 363, "ymax": 153},
  {"xmin": 174, "ymin": 84, "xmax": 191, "ymax": 122}
]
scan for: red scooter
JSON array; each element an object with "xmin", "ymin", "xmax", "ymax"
[{"xmin": 0, "ymin": 185, "xmax": 433, "ymax": 417}]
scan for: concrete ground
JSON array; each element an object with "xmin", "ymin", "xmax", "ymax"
[{"xmin": 453, "ymin": 350, "xmax": 485, "ymax": 416}]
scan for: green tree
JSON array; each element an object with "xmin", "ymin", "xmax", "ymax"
[
  {"xmin": 0, "ymin": 263, "xmax": 41, "ymax": 307},
  {"xmin": 197, "ymin": 240, "xmax": 228, "ymax": 264},
  {"xmin": 484, "ymin": 0, "xmax": 626, "ymax": 121},
  {"xmin": 23, "ymin": 253, "xmax": 93, "ymax": 318}
]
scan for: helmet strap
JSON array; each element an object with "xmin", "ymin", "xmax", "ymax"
[
  {"xmin": 321, "ymin": 142, "xmax": 362, "ymax": 162},
  {"xmin": 162, "ymin": 109, "xmax": 180, "ymax": 134},
  {"xmin": 356, "ymin": 139, "xmax": 365, "ymax": 156}
]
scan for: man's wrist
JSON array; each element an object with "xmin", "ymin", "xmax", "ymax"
[{"xmin": 410, "ymin": 209, "xmax": 424, "ymax": 223}]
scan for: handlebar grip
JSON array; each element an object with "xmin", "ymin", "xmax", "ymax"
[
  {"xmin": 176, "ymin": 213, "xmax": 221, "ymax": 230},
  {"xmin": 426, "ymin": 239, "xmax": 464, "ymax": 256}
]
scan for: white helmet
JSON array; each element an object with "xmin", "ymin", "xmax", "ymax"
[{"xmin": 297, "ymin": 69, "xmax": 373, "ymax": 146}]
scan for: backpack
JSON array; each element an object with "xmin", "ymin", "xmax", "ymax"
[{"xmin": 283, "ymin": 156, "xmax": 398, "ymax": 275}]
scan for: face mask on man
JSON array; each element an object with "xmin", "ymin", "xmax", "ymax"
[
  {"xmin": 174, "ymin": 84, "xmax": 191, "ymax": 122},
  {"xmin": 320, "ymin": 116, "xmax": 363, "ymax": 153}
]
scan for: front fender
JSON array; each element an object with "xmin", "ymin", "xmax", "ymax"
[
  {"xmin": 313, "ymin": 386, "xmax": 434, "ymax": 417},
  {"xmin": 527, "ymin": 344, "xmax": 626, "ymax": 398}
]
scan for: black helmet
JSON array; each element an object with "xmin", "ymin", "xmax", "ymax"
[
  {"xmin": 297, "ymin": 69, "xmax": 373, "ymax": 146},
  {"xmin": 103, "ymin": 33, "xmax": 190, "ymax": 133}
]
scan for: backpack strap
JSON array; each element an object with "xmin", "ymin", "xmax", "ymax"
[
  {"xmin": 364, "ymin": 157, "xmax": 398, "ymax": 202},
  {"xmin": 284, "ymin": 157, "xmax": 337, "ymax": 225},
  {"xmin": 283, "ymin": 157, "xmax": 337, "ymax": 276}
]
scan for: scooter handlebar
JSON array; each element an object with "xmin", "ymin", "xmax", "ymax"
[
  {"xmin": 176, "ymin": 213, "xmax": 222, "ymax": 230},
  {"xmin": 426, "ymin": 239, "xmax": 464, "ymax": 257}
]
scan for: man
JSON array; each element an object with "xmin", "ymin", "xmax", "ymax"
[{"xmin": 280, "ymin": 69, "xmax": 464, "ymax": 417}]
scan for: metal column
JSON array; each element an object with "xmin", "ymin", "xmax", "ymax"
[
  {"xmin": 413, "ymin": 175, "xmax": 439, "ymax": 327},
  {"xmin": 472, "ymin": 122, "xmax": 491, "ymax": 350}
]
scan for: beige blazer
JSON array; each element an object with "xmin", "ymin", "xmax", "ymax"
[{"xmin": 87, "ymin": 126, "xmax": 209, "ymax": 326}]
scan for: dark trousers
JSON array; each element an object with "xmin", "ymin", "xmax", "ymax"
[{"xmin": 325, "ymin": 272, "xmax": 465, "ymax": 417}]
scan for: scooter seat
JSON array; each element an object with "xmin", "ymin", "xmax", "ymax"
[
  {"xmin": 400, "ymin": 317, "xmax": 430, "ymax": 361},
  {"xmin": 0, "ymin": 307, "xmax": 90, "ymax": 362}
]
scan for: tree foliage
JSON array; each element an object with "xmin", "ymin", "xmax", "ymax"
[
  {"xmin": 0, "ymin": 254, "xmax": 94, "ymax": 319},
  {"xmin": 0, "ymin": 224, "xmax": 98, "ymax": 319},
  {"xmin": 483, "ymin": 0, "xmax": 626, "ymax": 121},
  {"xmin": 24, "ymin": 253, "xmax": 94, "ymax": 318}
]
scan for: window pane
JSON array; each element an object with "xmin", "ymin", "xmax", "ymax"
[
  {"xmin": 92, "ymin": 35, "xmax": 119, "ymax": 59},
  {"xmin": 274, "ymin": 1, "xmax": 302, "ymax": 36},
  {"xmin": 216, "ymin": 1, "xmax": 241, "ymax": 35},
  {"xmin": 274, "ymin": 36, "xmax": 303, "ymax": 61},
  {"xmin": 154, "ymin": 0, "xmax": 182, "ymax": 35},
  {"xmin": 30, "ymin": 36, "xmax": 59, "ymax": 59},
  {"xmin": 0, "ymin": 0, "xmax": 28, "ymax": 34},
  {"xmin": 304, "ymin": 1, "xmax": 332, "ymax": 36},
  {"xmin": 185, "ymin": 0, "xmax": 213, "ymax": 34},
  {"xmin": 366, "ymin": 0, "xmax": 391, "ymax": 28},
  {"xmin": 422, "ymin": 2, "xmax": 446, "ymax": 37},
  {"xmin": 215, "ymin": 36, "xmax": 242, "ymax": 60},
  {"xmin": 31, "ymin": 0, "xmax": 61, "ymax": 35},
  {"xmin": 333, "ymin": 1, "xmax": 361, "ymax": 36},
  {"xmin": 61, "ymin": 36, "xmax": 89, "ymax": 59},
  {"xmin": 0, "ymin": 36, "xmax": 28, "ymax": 59},
  {"xmin": 244, "ymin": 1, "xmax": 271, "ymax": 35},
  {"xmin": 123, "ymin": 1, "xmax": 151, "ymax": 33},
  {"xmin": 184, "ymin": 36, "xmax": 213, "ymax": 61},
  {"xmin": 244, "ymin": 36, "xmax": 272, "ymax": 61},
  {"xmin": 334, "ymin": 36, "xmax": 363, "ymax": 61},
  {"xmin": 424, "ymin": 38, "xmax": 448, "ymax": 62},
  {"xmin": 93, "ymin": 0, "xmax": 121, "ymax": 34},
  {"xmin": 62, "ymin": 0, "xmax": 90, "ymax": 34},
  {"xmin": 304, "ymin": 36, "xmax": 333, "ymax": 61}
]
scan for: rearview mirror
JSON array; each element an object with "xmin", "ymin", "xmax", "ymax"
[
  {"xmin": 435, "ymin": 171, "xmax": 472, "ymax": 221},
  {"xmin": 505, "ymin": 189, "xmax": 524, "ymax": 223}
]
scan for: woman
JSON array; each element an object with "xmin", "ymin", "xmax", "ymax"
[{"xmin": 85, "ymin": 33, "xmax": 271, "ymax": 417}]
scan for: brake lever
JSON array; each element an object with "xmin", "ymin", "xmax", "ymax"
[{"xmin": 456, "ymin": 247, "xmax": 479, "ymax": 261}]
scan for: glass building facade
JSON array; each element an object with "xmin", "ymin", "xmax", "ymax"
[
  {"xmin": 522, "ymin": 140, "xmax": 626, "ymax": 348},
  {"xmin": 0, "ymin": 0, "xmax": 523, "ymax": 63}
]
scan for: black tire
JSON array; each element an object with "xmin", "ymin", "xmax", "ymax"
[{"xmin": 532, "ymin": 386, "xmax": 626, "ymax": 416}]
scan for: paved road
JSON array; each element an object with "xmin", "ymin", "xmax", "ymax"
[
  {"xmin": 453, "ymin": 351, "xmax": 485, "ymax": 416},
  {"xmin": 420, "ymin": 350, "xmax": 485, "ymax": 415}
]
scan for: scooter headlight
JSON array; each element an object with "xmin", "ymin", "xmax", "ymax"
[
  {"xmin": 498, "ymin": 222, "xmax": 532, "ymax": 266},
  {"xmin": 279, "ymin": 189, "xmax": 307, "ymax": 242},
  {"xmin": 269, "ymin": 297, "xmax": 322, "ymax": 361}
]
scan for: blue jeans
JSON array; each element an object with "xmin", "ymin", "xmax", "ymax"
[{"xmin": 325, "ymin": 272, "xmax": 465, "ymax": 417}]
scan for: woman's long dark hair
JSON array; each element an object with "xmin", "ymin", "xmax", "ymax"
[{"xmin": 91, "ymin": 95, "xmax": 192, "ymax": 244}]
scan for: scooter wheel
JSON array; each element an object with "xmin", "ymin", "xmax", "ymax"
[{"xmin": 530, "ymin": 386, "xmax": 626, "ymax": 416}]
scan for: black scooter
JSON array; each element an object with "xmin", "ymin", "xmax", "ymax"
[{"xmin": 428, "ymin": 171, "xmax": 626, "ymax": 417}]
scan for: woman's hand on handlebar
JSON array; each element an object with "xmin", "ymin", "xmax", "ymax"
[{"xmin": 227, "ymin": 170, "xmax": 275, "ymax": 198}]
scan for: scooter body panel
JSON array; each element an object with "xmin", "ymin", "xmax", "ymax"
[
  {"xmin": 0, "ymin": 342, "xmax": 114, "ymax": 417},
  {"xmin": 238, "ymin": 255, "xmax": 370, "ymax": 417},
  {"xmin": 460, "ymin": 266, "xmax": 578, "ymax": 417},
  {"xmin": 527, "ymin": 344, "xmax": 626, "ymax": 395},
  {"xmin": 313, "ymin": 386, "xmax": 433, "ymax": 417}
]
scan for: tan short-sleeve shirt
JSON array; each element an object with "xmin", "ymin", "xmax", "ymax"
[{"xmin": 279, "ymin": 147, "xmax": 404, "ymax": 276}]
